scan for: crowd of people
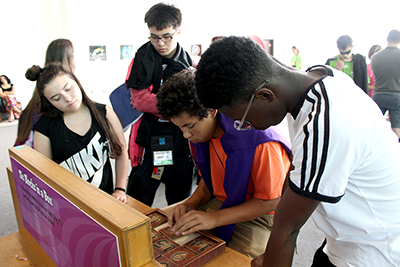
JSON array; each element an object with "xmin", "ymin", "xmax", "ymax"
[{"xmin": 6, "ymin": 2, "xmax": 400, "ymax": 266}]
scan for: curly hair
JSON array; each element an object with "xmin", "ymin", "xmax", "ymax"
[
  {"xmin": 145, "ymin": 3, "xmax": 182, "ymax": 30},
  {"xmin": 195, "ymin": 36, "xmax": 279, "ymax": 109},
  {"xmin": 156, "ymin": 69, "xmax": 208, "ymax": 120}
]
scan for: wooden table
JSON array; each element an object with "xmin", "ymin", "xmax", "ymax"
[
  {"xmin": 2, "ymin": 154, "xmax": 251, "ymax": 267},
  {"xmin": 0, "ymin": 195, "xmax": 251, "ymax": 266}
]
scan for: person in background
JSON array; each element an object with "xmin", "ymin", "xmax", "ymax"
[
  {"xmin": 195, "ymin": 36, "xmax": 400, "ymax": 267},
  {"xmin": 211, "ymin": 35, "xmax": 224, "ymax": 42},
  {"xmin": 371, "ymin": 29, "xmax": 400, "ymax": 140},
  {"xmin": 326, "ymin": 35, "xmax": 369, "ymax": 94},
  {"xmin": 124, "ymin": 3, "xmax": 195, "ymax": 207},
  {"xmin": 15, "ymin": 38, "xmax": 76, "ymax": 147},
  {"xmin": 0, "ymin": 75, "xmax": 22, "ymax": 122},
  {"xmin": 367, "ymin": 44, "xmax": 382, "ymax": 97},
  {"xmin": 290, "ymin": 46, "xmax": 302, "ymax": 70},
  {"xmin": 156, "ymin": 69, "xmax": 291, "ymax": 258},
  {"xmin": 27, "ymin": 63, "xmax": 129, "ymax": 203}
]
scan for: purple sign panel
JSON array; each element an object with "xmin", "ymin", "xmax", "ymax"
[{"xmin": 10, "ymin": 156, "xmax": 121, "ymax": 267}]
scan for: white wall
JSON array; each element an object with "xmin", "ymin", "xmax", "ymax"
[{"xmin": 1, "ymin": 0, "xmax": 399, "ymax": 108}]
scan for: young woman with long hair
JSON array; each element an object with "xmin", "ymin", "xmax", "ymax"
[
  {"xmin": 15, "ymin": 38, "xmax": 75, "ymax": 146},
  {"xmin": 26, "ymin": 63, "xmax": 129, "ymax": 203}
]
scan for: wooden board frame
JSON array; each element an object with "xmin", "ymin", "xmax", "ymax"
[
  {"xmin": 3, "ymin": 145, "xmax": 251, "ymax": 266},
  {"xmin": 7, "ymin": 145, "xmax": 157, "ymax": 267}
]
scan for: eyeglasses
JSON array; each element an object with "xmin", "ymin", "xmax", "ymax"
[
  {"xmin": 234, "ymin": 79, "xmax": 269, "ymax": 131},
  {"xmin": 339, "ymin": 49, "xmax": 352, "ymax": 55},
  {"xmin": 149, "ymin": 31, "xmax": 177, "ymax": 43}
]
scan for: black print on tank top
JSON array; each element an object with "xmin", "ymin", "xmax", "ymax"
[{"xmin": 60, "ymin": 132, "xmax": 107, "ymax": 187}]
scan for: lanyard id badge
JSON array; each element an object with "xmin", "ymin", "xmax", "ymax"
[
  {"xmin": 151, "ymin": 135, "xmax": 174, "ymax": 166},
  {"xmin": 153, "ymin": 151, "xmax": 173, "ymax": 166}
]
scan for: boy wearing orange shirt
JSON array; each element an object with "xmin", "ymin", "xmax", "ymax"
[{"xmin": 156, "ymin": 69, "xmax": 291, "ymax": 258}]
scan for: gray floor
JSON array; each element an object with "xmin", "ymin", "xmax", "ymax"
[
  {"xmin": 0, "ymin": 119, "xmax": 19, "ymax": 237},
  {"xmin": 0, "ymin": 119, "xmax": 324, "ymax": 266}
]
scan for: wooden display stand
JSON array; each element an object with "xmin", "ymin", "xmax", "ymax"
[{"xmin": 1, "ymin": 146, "xmax": 251, "ymax": 266}]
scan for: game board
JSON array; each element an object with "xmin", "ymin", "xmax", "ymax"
[{"xmin": 145, "ymin": 209, "xmax": 226, "ymax": 267}]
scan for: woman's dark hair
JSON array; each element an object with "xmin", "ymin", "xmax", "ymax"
[
  {"xmin": 45, "ymin": 38, "xmax": 75, "ymax": 72},
  {"xmin": 0, "ymin": 75, "xmax": 11, "ymax": 85},
  {"xmin": 15, "ymin": 88, "xmax": 40, "ymax": 145},
  {"xmin": 25, "ymin": 63, "xmax": 122, "ymax": 157},
  {"xmin": 368, "ymin": 45, "xmax": 382, "ymax": 59},
  {"xmin": 156, "ymin": 69, "xmax": 208, "ymax": 119},
  {"xmin": 16, "ymin": 39, "xmax": 75, "ymax": 146}
]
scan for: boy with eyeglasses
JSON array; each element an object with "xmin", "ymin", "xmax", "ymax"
[
  {"xmin": 326, "ymin": 35, "xmax": 369, "ymax": 94},
  {"xmin": 156, "ymin": 69, "xmax": 291, "ymax": 258},
  {"xmin": 124, "ymin": 3, "xmax": 195, "ymax": 207},
  {"xmin": 195, "ymin": 36, "xmax": 400, "ymax": 267}
]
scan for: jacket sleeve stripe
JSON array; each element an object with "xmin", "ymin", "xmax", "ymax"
[{"xmin": 300, "ymin": 81, "xmax": 330, "ymax": 195}]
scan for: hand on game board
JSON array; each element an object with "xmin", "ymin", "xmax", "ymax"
[
  {"xmin": 171, "ymin": 210, "xmax": 218, "ymax": 236},
  {"xmin": 167, "ymin": 202, "xmax": 197, "ymax": 227},
  {"xmin": 167, "ymin": 179, "xmax": 214, "ymax": 228}
]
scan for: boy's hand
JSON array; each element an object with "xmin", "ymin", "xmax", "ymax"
[
  {"xmin": 335, "ymin": 60, "xmax": 344, "ymax": 71},
  {"xmin": 171, "ymin": 210, "xmax": 218, "ymax": 235},
  {"xmin": 167, "ymin": 203, "xmax": 196, "ymax": 227}
]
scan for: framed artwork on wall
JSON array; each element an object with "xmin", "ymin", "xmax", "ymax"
[
  {"xmin": 89, "ymin": 45, "xmax": 107, "ymax": 61},
  {"xmin": 191, "ymin": 44, "xmax": 202, "ymax": 57},
  {"xmin": 120, "ymin": 45, "xmax": 133, "ymax": 60}
]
